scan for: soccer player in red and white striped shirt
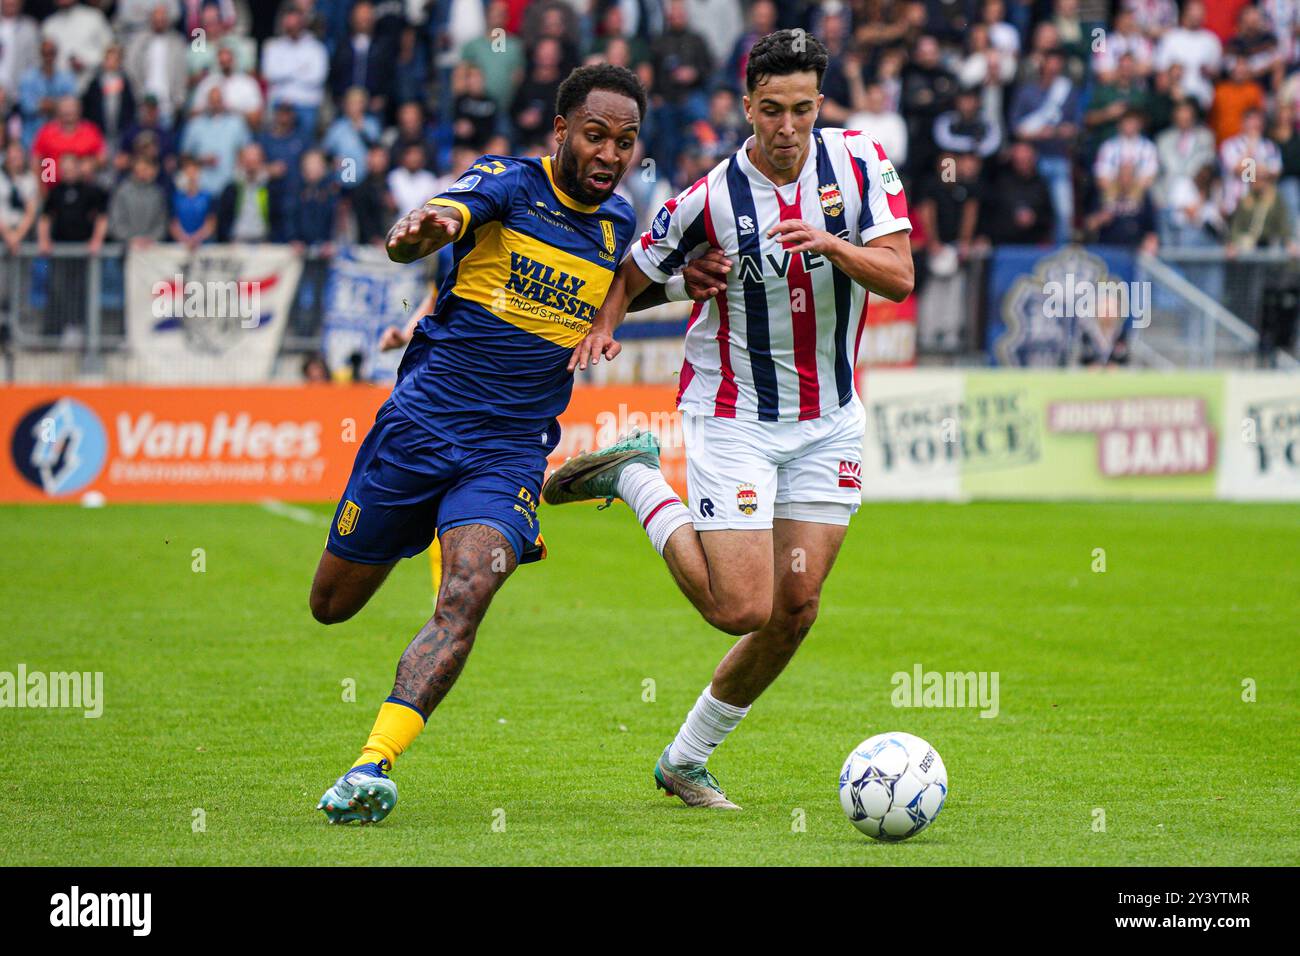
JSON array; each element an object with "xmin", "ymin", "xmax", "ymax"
[{"xmin": 544, "ymin": 30, "xmax": 914, "ymax": 808}]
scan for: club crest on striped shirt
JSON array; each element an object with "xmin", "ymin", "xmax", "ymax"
[
  {"xmin": 736, "ymin": 482, "xmax": 759, "ymax": 515},
  {"xmin": 819, "ymin": 183, "xmax": 844, "ymax": 218}
]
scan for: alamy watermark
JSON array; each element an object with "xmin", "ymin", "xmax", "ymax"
[
  {"xmin": 0, "ymin": 665, "xmax": 103, "ymax": 718},
  {"xmin": 891, "ymin": 663, "xmax": 999, "ymax": 718}
]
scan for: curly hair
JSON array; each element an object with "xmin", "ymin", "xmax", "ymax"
[{"xmin": 556, "ymin": 64, "xmax": 647, "ymax": 121}]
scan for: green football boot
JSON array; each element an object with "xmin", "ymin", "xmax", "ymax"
[
  {"xmin": 317, "ymin": 761, "xmax": 398, "ymax": 825},
  {"xmin": 541, "ymin": 430, "xmax": 661, "ymax": 506},
  {"xmin": 654, "ymin": 746, "xmax": 741, "ymax": 810}
]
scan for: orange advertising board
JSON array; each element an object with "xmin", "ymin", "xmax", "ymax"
[{"xmin": 0, "ymin": 385, "xmax": 685, "ymax": 504}]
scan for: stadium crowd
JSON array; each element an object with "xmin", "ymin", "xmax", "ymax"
[{"xmin": 1, "ymin": 0, "xmax": 1299, "ymax": 272}]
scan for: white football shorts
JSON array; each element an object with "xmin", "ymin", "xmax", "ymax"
[{"xmin": 681, "ymin": 397, "xmax": 866, "ymax": 531}]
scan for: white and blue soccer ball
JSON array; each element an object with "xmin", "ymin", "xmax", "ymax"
[{"xmin": 838, "ymin": 732, "xmax": 948, "ymax": 841}]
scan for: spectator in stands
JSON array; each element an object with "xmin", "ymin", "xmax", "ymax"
[
  {"xmin": 113, "ymin": 0, "xmax": 175, "ymax": 43},
  {"xmin": 1224, "ymin": 3, "xmax": 1281, "ymax": 91},
  {"xmin": 1084, "ymin": 53, "xmax": 1153, "ymax": 159},
  {"xmin": 726, "ymin": 0, "xmax": 777, "ymax": 94},
  {"xmin": 1084, "ymin": 161, "xmax": 1158, "ymax": 251},
  {"xmin": 812, "ymin": 3, "xmax": 854, "ymax": 127},
  {"xmin": 386, "ymin": 142, "xmax": 437, "ymax": 217},
  {"xmin": 521, "ymin": 1, "xmax": 579, "ymax": 78},
  {"xmin": 981, "ymin": 0, "xmax": 1023, "ymax": 57},
  {"xmin": 123, "ymin": 3, "xmax": 187, "ymax": 125},
  {"xmin": 169, "ymin": 153, "xmax": 216, "ymax": 249},
  {"xmin": 1210, "ymin": 57, "xmax": 1266, "ymax": 145},
  {"xmin": 329, "ymin": 1, "xmax": 393, "ymax": 115},
  {"xmin": 1010, "ymin": 47, "xmax": 1080, "ymax": 244},
  {"xmin": 186, "ymin": 5, "xmax": 256, "ymax": 81},
  {"xmin": 1155, "ymin": 100, "xmax": 1216, "ymax": 237},
  {"xmin": 0, "ymin": 140, "xmax": 39, "ymax": 254},
  {"xmin": 915, "ymin": 149, "xmax": 984, "ymax": 351},
  {"xmin": 37, "ymin": 152, "xmax": 106, "ymax": 337},
  {"xmin": 956, "ymin": 22, "xmax": 1016, "ymax": 134},
  {"xmin": 387, "ymin": 23, "xmax": 429, "ymax": 117},
  {"xmin": 107, "ymin": 151, "xmax": 166, "ymax": 246},
  {"xmin": 302, "ymin": 353, "xmax": 331, "ymax": 384},
  {"xmin": 1094, "ymin": 109, "xmax": 1159, "ymax": 205},
  {"xmin": 322, "ymin": 86, "xmax": 381, "ymax": 189},
  {"xmin": 1227, "ymin": 167, "xmax": 1297, "ymax": 254},
  {"xmin": 460, "ymin": 0, "xmax": 523, "ymax": 116},
  {"xmin": 649, "ymin": 0, "xmax": 713, "ymax": 168},
  {"xmin": 260, "ymin": 101, "xmax": 310, "ymax": 242},
  {"xmin": 116, "ymin": 93, "xmax": 173, "ymax": 176},
  {"xmin": 1154, "ymin": 0, "xmax": 1222, "ymax": 110},
  {"xmin": 687, "ymin": 0, "xmax": 742, "ymax": 71},
  {"xmin": 179, "ymin": 86, "xmax": 250, "ymax": 195},
  {"xmin": 933, "ymin": 86, "xmax": 1001, "ymax": 159},
  {"xmin": 17, "ymin": 38, "xmax": 74, "ymax": 148},
  {"xmin": 349, "ymin": 144, "xmax": 395, "ymax": 245},
  {"xmin": 451, "ymin": 64, "xmax": 498, "ymax": 152},
  {"xmin": 590, "ymin": 4, "xmax": 650, "ymax": 82},
  {"xmin": 510, "ymin": 35, "xmax": 565, "ymax": 150},
  {"xmin": 191, "ymin": 43, "xmax": 263, "ymax": 128},
  {"xmin": 217, "ymin": 143, "xmax": 272, "ymax": 243},
  {"xmin": 1270, "ymin": 101, "xmax": 1300, "ymax": 237},
  {"xmin": 1046, "ymin": 0, "xmax": 1087, "ymax": 78},
  {"xmin": 261, "ymin": 4, "xmax": 328, "ymax": 137},
  {"xmin": 0, "ymin": 0, "xmax": 41, "ymax": 109},
  {"xmin": 31, "ymin": 95, "xmax": 105, "ymax": 184},
  {"xmin": 846, "ymin": 81, "xmax": 907, "ymax": 168},
  {"xmin": 80, "ymin": 43, "xmax": 133, "ymax": 166},
  {"xmin": 288, "ymin": 148, "xmax": 339, "ymax": 253},
  {"xmin": 900, "ymin": 34, "xmax": 957, "ymax": 175},
  {"xmin": 1165, "ymin": 162, "xmax": 1225, "ymax": 249},
  {"xmin": 685, "ymin": 87, "xmax": 747, "ymax": 165},
  {"xmin": 384, "ymin": 100, "xmax": 438, "ymax": 171},
  {"xmin": 1220, "ymin": 107, "xmax": 1282, "ymax": 214},
  {"xmin": 41, "ymin": 0, "xmax": 112, "ymax": 93},
  {"xmin": 1124, "ymin": 0, "xmax": 1179, "ymax": 41},
  {"xmin": 1092, "ymin": 7, "xmax": 1154, "ymax": 83},
  {"xmin": 980, "ymin": 140, "xmax": 1055, "ymax": 245}
]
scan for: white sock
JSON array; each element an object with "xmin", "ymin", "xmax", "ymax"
[
  {"xmin": 668, "ymin": 685, "xmax": 750, "ymax": 767},
  {"xmin": 617, "ymin": 462, "xmax": 693, "ymax": 556}
]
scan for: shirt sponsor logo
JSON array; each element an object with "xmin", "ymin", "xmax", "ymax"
[
  {"xmin": 879, "ymin": 159, "xmax": 902, "ymax": 195},
  {"xmin": 838, "ymin": 459, "xmax": 862, "ymax": 489},
  {"xmin": 504, "ymin": 252, "xmax": 598, "ymax": 325}
]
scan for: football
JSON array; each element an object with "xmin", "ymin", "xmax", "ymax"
[{"xmin": 838, "ymin": 732, "xmax": 948, "ymax": 841}]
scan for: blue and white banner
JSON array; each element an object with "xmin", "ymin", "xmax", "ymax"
[
  {"xmin": 322, "ymin": 246, "xmax": 429, "ymax": 383},
  {"xmin": 985, "ymin": 245, "xmax": 1140, "ymax": 367},
  {"xmin": 126, "ymin": 243, "xmax": 302, "ymax": 382}
]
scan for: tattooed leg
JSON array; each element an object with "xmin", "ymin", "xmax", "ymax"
[{"xmin": 391, "ymin": 523, "xmax": 518, "ymax": 715}]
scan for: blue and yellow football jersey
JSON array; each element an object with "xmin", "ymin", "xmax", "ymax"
[{"xmin": 388, "ymin": 154, "xmax": 637, "ymax": 442}]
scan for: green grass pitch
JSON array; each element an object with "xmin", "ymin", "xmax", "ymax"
[{"xmin": 1, "ymin": 500, "xmax": 1296, "ymax": 866}]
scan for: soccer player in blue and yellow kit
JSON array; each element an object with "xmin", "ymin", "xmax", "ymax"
[{"xmin": 308, "ymin": 66, "xmax": 655, "ymax": 825}]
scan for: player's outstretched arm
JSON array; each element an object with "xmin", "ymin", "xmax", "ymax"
[
  {"xmin": 385, "ymin": 205, "xmax": 462, "ymax": 264},
  {"xmin": 628, "ymin": 248, "xmax": 732, "ymax": 312},
  {"xmin": 569, "ymin": 256, "xmax": 655, "ymax": 371}
]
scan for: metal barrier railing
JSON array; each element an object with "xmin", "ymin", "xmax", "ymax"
[{"xmin": 1, "ymin": 242, "xmax": 1296, "ymax": 381}]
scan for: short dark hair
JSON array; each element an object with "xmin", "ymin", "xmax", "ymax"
[
  {"xmin": 556, "ymin": 64, "xmax": 647, "ymax": 122},
  {"xmin": 745, "ymin": 29, "xmax": 829, "ymax": 92}
]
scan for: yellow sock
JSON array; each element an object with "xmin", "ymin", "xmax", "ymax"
[{"xmin": 353, "ymin": 698, "xmax": 426, "ymax": 771}]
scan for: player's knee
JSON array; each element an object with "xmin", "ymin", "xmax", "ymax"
[
  {"xmin": 706, "ymin": 600, "xmax": 771, "ymax": 636},
  {"xmin": 773, "ymin": 595, "xmax": 820, "ymax": 645},
  {"xmin": 309, "ymin": 586, "xmax": 355, "ymax": 626}
]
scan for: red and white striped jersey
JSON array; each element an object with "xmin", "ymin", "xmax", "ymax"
[{"xmin": 630, "ymin": 127, "xmax": 911, "ymax": 423}]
